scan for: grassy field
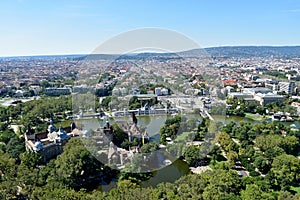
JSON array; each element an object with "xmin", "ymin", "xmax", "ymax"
[
  {"xmin": 245, "ymin": 113, "xmax": 263, "ymax": 121},
  {"xmin": 55, "ymin": 120, "xmax": 73, "ymax": 128},
  {"xmin": 291, "ymin": 186, "xmax": 300, "ymax": 194},
  {"xmin": 175, "ymin": 131, "xmax": 194, "ymax": 142}
]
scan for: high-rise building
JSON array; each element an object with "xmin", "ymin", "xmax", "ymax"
[{"xmin": 278, "ymin": 82, "xmax": 295, "ymax": 95}]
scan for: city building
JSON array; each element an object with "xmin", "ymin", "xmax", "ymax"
[
  {"xmin": 265, "ymin": 83, "xmax": 279, "ymax": 93},
  {"xmin": 291, "ymin": 102, "xmax": 300, "ymax": 116},
  {"xmin": 45, "ymin": 87, "xmax": 72, "ymax": 96},
  {"xmin": 120, "ymin": 87, "xmax": 127, "ymax": 96},
  {"xmin": 15, "ymin": 90, "xmax": 24, "ymax": 97},
  {"xmin": 278, "ymin": 82, "xmax": 295, "ymax": 95},
  {"xmin": 253, "ymin": 93, "xmax": 284, "ymax": 106},
  {"xmin": 25, "ymin": 120, "xmax": 78, "ymax": 162},
  {"xmin": 112, "ymin": 87, "xmax": 128, "ymax": 96},
  {"xmin": 242, "ymin": 87, "xmax": 272, "ymax": 95},
  {"xmin": 228, "ymin": 92, "xmax": 253, "ymax": 99},
  {"xmin": 112, "ymin": 88, "xmax": 120, "ymax": 96},
  {"xmin": 107, "ymin": 115, "xmax": 148, "ymax": 167},
  {"xmin": 161, "ymin": 88, "xmax": 169, "ymax": 95},
  {"xmin": 155, "ymin": 87, "xmax": 162, "ymax": 95},
  {"xmin": 147, "ymin": 90, "xmax": 154, "ymax": 94}
]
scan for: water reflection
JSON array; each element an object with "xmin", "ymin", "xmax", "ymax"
[
  {"xmin": 141, "ymin": 159, "xmax": 190, "ymax": 188},
  {"xmin": 99, "ymin": 159, "xmax": 190, "ymax": 192},
  {"xmin": 70, "ymin": 114, "xmax": 300, "ymax": 191}
]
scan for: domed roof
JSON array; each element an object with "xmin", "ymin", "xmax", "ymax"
[
  {"xmin": 55, "ymin": 125, "xmax": 70, "ymax": 142},
  {"xmin": 34, "ymin": 141, "xmax": 43, "ymax": 151},
  {"xmin": 48, "ymin": 119, "xmax": 57, "ymax": 133}
]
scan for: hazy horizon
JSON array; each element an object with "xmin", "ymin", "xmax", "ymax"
[{"xmin": 1, "ymin": 44, "xmax": 300, "ymax": 58}]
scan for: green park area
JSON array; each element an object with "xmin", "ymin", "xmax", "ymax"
[
  {"xmin": 245, "ymin": 113, "xmax": 263, "ymax": 121},
  {"xmin": 174, "ymin": 131, "xmax": 195, "ymax": 142}
]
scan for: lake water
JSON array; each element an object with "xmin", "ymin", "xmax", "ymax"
[
  {"xmin": 99, "ymin": 159, "xmax": 190, "ymax": 191},
  {"xmin": 63, "ymin": 114, "xmax": 300, "ymax": 136},
  {"xmin": 141, "ymin": 159, "xmax": 190, "ymax": 188},
  {"xmin": 74, "ymin": 115, "xmax": 169, "ymax": 143},
  {"xmin": 62, "ymin": 114, "xmax": 300, "ymax": 190}
]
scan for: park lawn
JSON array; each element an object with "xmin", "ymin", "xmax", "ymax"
[
  {"xmin": 175, "ymin": 131, "xmax": 193, "ymax": 142},
  {"xmin": 55, "ymin": 120, "xmax": 73, "ymax": 128},
  {"xmin": 245, "ymin": 113, "xmax": 263, "ymax": 121},
  {"xmin": 291, "ymin": 186, "xmax": 300, "ymax": 194}
]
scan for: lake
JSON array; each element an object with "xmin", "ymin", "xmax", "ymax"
[
  {"xmin": 99, "ymin": 159, "xmax": 190, "ymax": 192},
  {"xmin": 60, "ymin": 113, "xmax": 300, "ymax": 190}
]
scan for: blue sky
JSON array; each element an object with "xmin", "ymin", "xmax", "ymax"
[{"xmin": 0, "ymin": 0, "xmax": 300, "ymax": 56}]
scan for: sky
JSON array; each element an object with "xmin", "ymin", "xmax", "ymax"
[{"xmin": 0, "ymin": 0, "xmax": 300, "ymax": 56}]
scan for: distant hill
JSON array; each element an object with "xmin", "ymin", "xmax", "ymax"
[
  {"xmin": 0, "ymin": 54, "xmax": 86, "ymax": 61},
  {"xmin": 1, "ymin": 46, "xmax": 300, "ymax": 60},
  {"xmin": 133, "ymin": 46, "xmax": 300, "ymax": 59},
  {"xmin": 203, "ymin": 46, "xmax": 300, "ymax": 58}
]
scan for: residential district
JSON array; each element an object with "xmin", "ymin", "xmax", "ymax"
[{"xmin": 1, "ymin": 47, "xmax": 300, "ymax": 199}]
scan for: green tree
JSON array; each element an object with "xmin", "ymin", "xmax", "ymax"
[
  {"xmin": 128, "ymin": 96, "xmax": 142, "ymax": 109},
  {"xmin": 203, "ymin": 169, "xmax": 241, "ymax": 200},
  {"xmin": 160, "ymin": 115, "xmax": 181, "ymax": 143},
  {"xmin": 6, "ymin": 137, "xmax": 25, "ymax": 160},
  {"xmin": 208, "ymin": 145, "xmax": 223, "ymax": 164},
  {"xmin": 175, "ymin": 174, "xmax": 208, "ymax": 199},
  {"xmin": 255, "ymin": 135, "xmax": 282, "ymax": 152},
  {"xmin": 222, "ymin": 121, "xmax": 236, "ymax": 134},
  {"xmin": 0, "ymin": 129, "xmax": 15, "ymax": 144},
  {"xmin": 141, "ymin": 142, "xmax": 159, "ymax": 153},
  {"xmin": 282, "ymin": 135, "xmax": 299, "ymax": 155},
  {"xmin": 271, "ymin": 154, "xmax": 300, "ymax": 189},
  {"xmin": 112, "ymin": 124, "xmax": 128, "ymax": 147},
  {"xmin": 53, "ymin": 138, "xmax": 105, "ymax": 189},
  {"xmin": 241, "ymin": 184, "xmax": 263, "ymax": 200},
  {"xmin": 0, "ymin": 150, "xmax": 16, "ymax": 181},
  {"xmin": 253, "ymin": 156, "xmax": 270, "ymax": 174},
  {"xmin": 19, "ymin": 152, "xmax": 42, "ymax": 169},
  {"xmin": 227, "ymin": 151, "xmax": 238, "ymax": 169},
  {"xmin": 31, "ymin": 188, "xmax": 88, "ymax": 200},
  {"xmin": 101, "ymin": 96, "xmax": 111, "ymax": 110},
  {"xmin": 183, "ymin": 145, "xmax": 201, "ymax": 166},
  {"xmin": 278, "ymin": 191, "xmax": 299, "ymax": 200},
  {"xmin": 217, "ymin": 132, "xmax": 238, "ymax": 153},
  {"xmin": 264, "ymin": 146, "xmax": 285, "ymax": 163}
]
